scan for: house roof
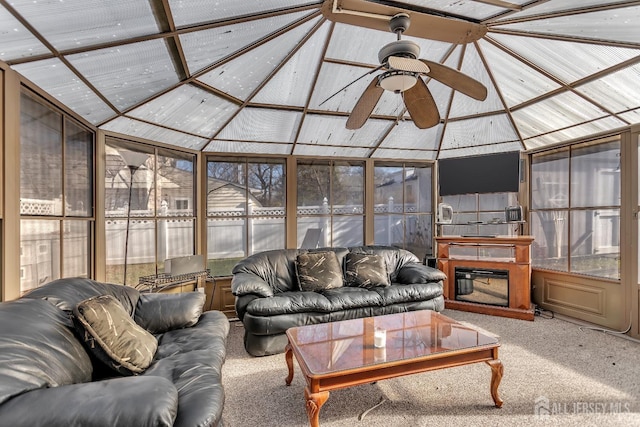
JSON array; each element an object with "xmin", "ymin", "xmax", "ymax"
[{"xmin": 2, "ymin": 0, "xmax": 639, "ymax": 159}]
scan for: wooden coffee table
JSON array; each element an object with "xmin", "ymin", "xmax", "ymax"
[{"xmin": 285, "ymin": 310, "xmax": 503, "ymax": 427}]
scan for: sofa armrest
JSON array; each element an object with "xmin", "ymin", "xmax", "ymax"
[
  {"xmin": 0, "ymin": 376, "xmax": 178, "ymax": 427},
  {"xmin": 233, "ymin": 294, "xmax": 262, "ymax": 321},
  {"xmin": 231, "ymin": 272, "xmax": 274, "ymax": 298},
  {"xmin": 135, "ymin": 292, "xmax": 205, "ymax": 334},
  {"xmin": 396, "ymin": 262, "xmax": 447, "ymax": 284}
]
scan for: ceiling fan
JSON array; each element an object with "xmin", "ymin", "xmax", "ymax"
[{"xmin": 324, "ymin": 13, "xmax": 488, "ymax": 130}]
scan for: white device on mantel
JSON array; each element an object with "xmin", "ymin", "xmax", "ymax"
[
  {"xmin": 437, "ymin": 203, "xmax": 453, "ymax": 224},
  {"xmin": 505, "ymin": 205, "xmax": 523, "ymax": 223}
]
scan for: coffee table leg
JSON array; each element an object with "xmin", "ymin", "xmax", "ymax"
[
  {"xmin": 285, "ymin": 343, "xmax": 294, "ymax": 385},
  {"xmin": 486, "ymin": 359, "xmax": 504, "ymax": 408},
  {"xmin": 304, "ymin": 387, "xmax": 329, "ymax": 427}
]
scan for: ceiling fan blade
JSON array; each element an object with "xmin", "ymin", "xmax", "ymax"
[
  {"xmin": 403, "ymin": 78, "xmax": 440, "ymax": 129},
  {"xmin": 388, "ymin": 56, "xmax": 430, "ymax": 74},
  {"xmin": 318, "ymin": 64, "xmax": 384, "ymax": 106},
  {"xmin": 346, "ymin": 77, "xmax": 384, "ymax": 130},
  {"xmin": 420, "ymin": 59, "xmax": 487, "ymax": 101},
  {"xmin": 321, "ymin": 1, "xmax": 487, "ymax": 44}
]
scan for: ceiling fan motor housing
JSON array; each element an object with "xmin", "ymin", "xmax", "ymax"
[
  {"xmin": 389, "ymin": 13, "xmax": 411, "ymax": 34},
  {"xmin": 378, "ymin": 40, "xmax": 421, "ymax": 64}
]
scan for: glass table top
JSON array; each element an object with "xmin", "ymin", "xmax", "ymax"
[{"xmin": 286, "ymin": 310, "xmax": 499, "ymax": 376}]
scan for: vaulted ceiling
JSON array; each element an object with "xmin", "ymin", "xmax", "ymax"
[{"xmin": 2, "ymin": 0, "xmax": 640, "ymax": 159}]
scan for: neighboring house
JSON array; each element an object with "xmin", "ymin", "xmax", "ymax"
[
  {"xmin": 375, "ymin": 167, "xmax": 424, "ymax": 212},
  {"xmin": 104, "ymin": 146, "xmax": 189, "ymax": 216},
  {"xmin": 207, "ymin": 179, "xmax": 263, "ymax": 215}
]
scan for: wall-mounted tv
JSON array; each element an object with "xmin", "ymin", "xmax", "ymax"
[{"xmin": 438, "ymin": 151, "xmax": 520, "ymax": 196}]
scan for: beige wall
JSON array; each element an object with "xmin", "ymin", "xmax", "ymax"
[{"xmin": 532, "ymin": 270, "xmax": 627, "ymax": 331}]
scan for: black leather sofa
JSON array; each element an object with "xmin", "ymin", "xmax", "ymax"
[
  {"xmin": 232, "ymin": 245, "xmax": 446, "ymax": 356},
  {"xmin": 0, "ymin": 278, "xmax": 230, "ymax": 427}
]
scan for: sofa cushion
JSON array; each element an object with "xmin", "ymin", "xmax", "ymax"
[
  {"xmin": 244, "ymin": 287, "xmax": 386, "ymax": 317},
  {"xmin": 155, "ymin": 311, "xmax": 229, "ymax": 365},
  {"xmin": 135, "ymin": 292, "xmax": 205, "ymax": 334},
  {"xmin": 143, "ymin": 351, "xmax": 225, "ymax": 427},
  {"xmin": 376, "ymin": 282, "xmax": 444, "ymax": 305},
  {"xmin": 245, "ymin": 291, "xmax": 331, "ymax": 316},
  {"xmin": 0, "ymin": 376, "xmax": 178, "ymax": 427},
  {"xmin": 296, "ymin": 251, "xmax": 343, "ymax": 292},
  {"xmin": 396, "ymin": 262, "xmax": 447, "ymax": 284},
  {"xmin": 73, "ymin": 295, "xmax": 158, "ymax": 375},
  {"xmin": 0, "ymin": 299, "xmax": 93, "ymax": 405},
  {"xmin": 344, "ymin": 252, "xmax": 390, "ymax": 288},
  {"xmin": 322, "ymin": 286, "xmax": 385, "ymax": 310}
]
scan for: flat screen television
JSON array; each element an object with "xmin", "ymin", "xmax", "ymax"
[{"xmin": 438, "ymin": 151, "xmax": 520, "ymax": 196}]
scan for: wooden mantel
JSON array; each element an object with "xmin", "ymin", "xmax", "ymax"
[{"xmin": 436, "ymin": 236, "xmax": 535, "ymax": 321}]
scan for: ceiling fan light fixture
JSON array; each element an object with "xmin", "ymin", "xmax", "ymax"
[{"xmin": 378, "ymin": 70, "xmax": 418, "ymax": 93}]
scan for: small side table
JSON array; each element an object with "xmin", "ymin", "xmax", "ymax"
[{"xmin": 137, "ymin": 270, "xmax": 210, "ymax": 293}]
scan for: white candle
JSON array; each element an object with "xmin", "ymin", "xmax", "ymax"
[{"xmin": 374, "ymin": 329, "xmax": 386, "ymax": 348}]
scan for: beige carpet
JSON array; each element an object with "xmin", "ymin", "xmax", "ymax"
[{"xmin": 221, "ymin": 310, "xmax": 640, "ymax": 427}]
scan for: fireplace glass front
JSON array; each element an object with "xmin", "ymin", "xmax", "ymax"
[{"xmin": 455, "ymin": 267, "xmax": 509, "ymax": 307}]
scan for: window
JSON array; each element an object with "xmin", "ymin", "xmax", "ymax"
[
  {"xmin": 175, "ymin": 199, "xmax": 189, "ymax": 210},
  {"xmin": 374, "ymin": 163, "xmax": 433, "ymax": 260},
  {"xmin": 297, "ymin": 160, "xmax": 364, "ymax": 248},
  {"xmin": 530, "ymin": 139, "xmax": 620, "ymax": 280},
  {"xmin": 105, "ymin": 140, "xmax": 196, "ymax": 285},
  {"xmin": 19, "ymin": 91, "xmax": 94, "ymax": 293},
  {"xmin": 207, "ymin": 157, "xmax": 285, "ymax": 276}
]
